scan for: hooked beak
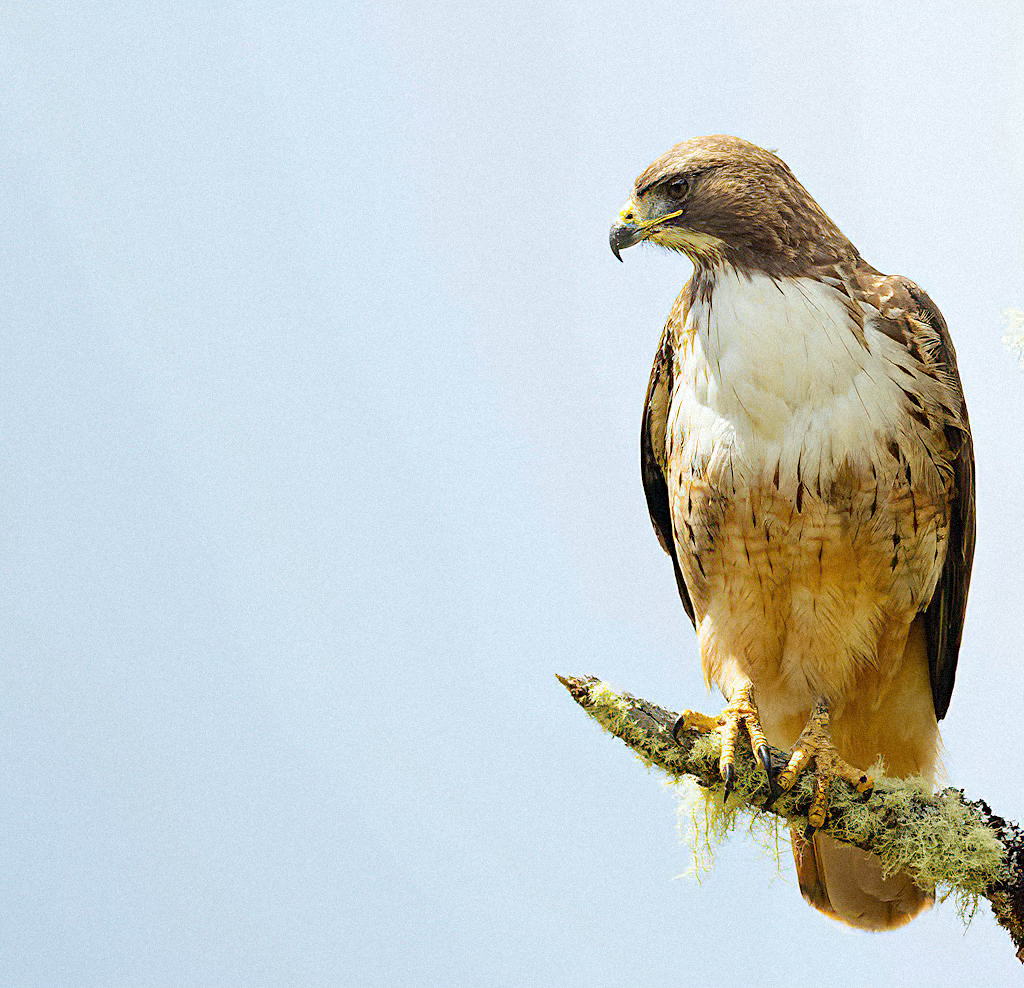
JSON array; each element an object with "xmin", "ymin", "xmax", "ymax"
[
  {"xmin": 609, "ymin": 199, "xmax": 643, "ymax": 261},
  {"xmin": 609, "ymin": 219, "xmax": 640, "ymax": 262},
  {"xmin": 609, "ymin": 199, "xmax": 683, "ymax": 261}
]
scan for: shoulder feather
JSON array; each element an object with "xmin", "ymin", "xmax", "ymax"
[
  {"xmin": 858, "ymin": 272, "xmax": 976, "ymax": 720},
  {"xmin": 642, "ymin": 297, "xmax": 696, "ymax": 628}
]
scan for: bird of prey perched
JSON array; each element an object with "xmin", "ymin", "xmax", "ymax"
[{"xmin": 609, "ymin": 136, "xmax": 975, "ymax": 930}]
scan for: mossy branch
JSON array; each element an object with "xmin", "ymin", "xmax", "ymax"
[{"xmin": 558, "ymin": 673, "xmax": 1024, "ymax": 963}]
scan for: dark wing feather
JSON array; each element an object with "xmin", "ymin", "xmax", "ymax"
[
  {"xmin": 641, "ymin": 320, "xmax": 696, "ymax": 628},
  {"xmin": 902, "ymin": 280, "xmax": 976, "ymax": 720}
]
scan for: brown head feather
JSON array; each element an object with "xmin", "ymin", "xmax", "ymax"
[{"xmin": 631, "ymin": 135, "xmax": 859, "ymax": 277}]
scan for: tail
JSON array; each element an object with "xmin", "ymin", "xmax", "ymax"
[{"xmin": 791, "ymin": 827, "xmax": 933, "ymax": 931}]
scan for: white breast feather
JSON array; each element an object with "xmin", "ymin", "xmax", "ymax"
[{"xmin": 670, "ymin": 269, "xmax": 925, "ymax": 499}]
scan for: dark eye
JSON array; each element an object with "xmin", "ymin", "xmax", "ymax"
[{"xmin": 668, "ymin": 177, "xmax": 689, "ymax": 199}]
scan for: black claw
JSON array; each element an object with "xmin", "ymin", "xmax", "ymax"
[
  {"xmin": 722, "ymin": 763, "xmax": 735, "ymax": 803},
  {"xmin": 671, "ymin": 714, "xmax": 688, "ymax": 744},
  {"xmin": 757, "ymin": 744, "xmax": 783, "ymax": 809}
]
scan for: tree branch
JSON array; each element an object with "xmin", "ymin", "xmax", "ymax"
[{"xmin": 558, "ymin": 673, "xmax": 1024, "ymax": 963}]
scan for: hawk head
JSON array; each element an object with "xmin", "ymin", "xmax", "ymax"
[{"xmin": 609, "ymin": 135, "xmax": 856, "ymax": 276}]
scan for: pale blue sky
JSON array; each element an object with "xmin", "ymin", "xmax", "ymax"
[{"xmin": 2, "ymin": 2, "xmax": 1024, "ymax": 985}]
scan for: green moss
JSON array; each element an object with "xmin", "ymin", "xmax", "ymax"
[
  {"xmin": 586, "ymin": 681, "xmax": 685, "ymax": 772},
  {"xmin": 826, "ymin": 776, "xmax": 1007, "ymax": 918},
  {"xmin": 579, "ymin": 678, "xmax": 1008, "ymax": 919}
]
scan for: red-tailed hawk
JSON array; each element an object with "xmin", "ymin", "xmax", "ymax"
[{"xmin": 610, "ymin": 136, "xmax": 975, "ymax": 930}]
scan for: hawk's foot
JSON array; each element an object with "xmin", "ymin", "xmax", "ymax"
[
  {"xmin": 777, "ymin": 697, "xmax": 873, "ymax": 832},
  {"xmin": 672, "ymin": 683, "xmax": 775, "ymax": 802}
]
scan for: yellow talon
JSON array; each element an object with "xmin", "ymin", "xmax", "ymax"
[
  {"xmin": 680, "ymin": 710, "xmax": 720, "ymax": 734},
  {"xmin": 780, "ymin": 696, "xmax": 873, "ymax": 827},
  {"xmin": 778, "ymin": 749, "xmax": 811, "ymax": 791},
  {"xmin": 808, "ymin": 773, "xmax": 831, "ymax": 829},
  {"xmin": 671, "ymin": 683, "xmax": 774, "ymax": 800}
]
